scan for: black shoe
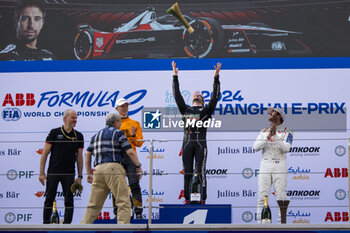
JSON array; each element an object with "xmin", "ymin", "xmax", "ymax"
[{"xmin": 136, "ymin": 214, "xmax": 142, "ymax": 219}]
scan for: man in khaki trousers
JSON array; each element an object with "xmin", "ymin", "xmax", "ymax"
[{"xmin": 81, "ymin": 112, "xmax": 142, "ymax": 224}]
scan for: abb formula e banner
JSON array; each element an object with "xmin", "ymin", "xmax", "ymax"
[
  {"xmin": 0, "ymin": 58, "xmax": 349, "ymax": 224},
  {"xmin": 0, "ymin": 0, "xmax": 350, "ymax": 60}
]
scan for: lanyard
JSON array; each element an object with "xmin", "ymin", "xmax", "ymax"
[{"xmin": 61, "ymin": 126, "xmax": 77, "ymax": 142}]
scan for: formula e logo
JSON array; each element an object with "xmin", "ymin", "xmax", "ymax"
[
  {"xmin": 242, "ymin": 168, "xmax": 254, "ymax": 179},
  {"xmin": 335, "ymin": 189, "xmax": 347, "ymax": 200},
  {"xmin": 4, "ymin": 212, "xmax": 16, "ymax": 224},
  {"xmin": 7, "ymin": 169, "xmax": 18, "ymax": 180},
  {"xmin": 241, "ymin": 211, "xmax": 254, "ymax": 223},
  {"xmin": 335, "ymin": 145, "xmax": 346, "ymax": 157},
  {"xmin": 2, "ymin": 108, "xmax": 21, "ymax": 121},
  {"xmin": 143, "ymin": 110, "xmax": 161, "ymax": 129}
]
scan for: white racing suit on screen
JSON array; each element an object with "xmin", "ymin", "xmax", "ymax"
[{"xmin": 253, "ymin": 124, "xmax": 293, "ymax": 223}]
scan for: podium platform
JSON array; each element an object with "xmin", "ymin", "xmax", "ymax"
[
  {"xmin": 94, "ymin": 204, "xmax": 231, "ymax": 224},
  {"xmin": 157, "ymin": 204, "xmax": 231, "ymax": 224}
]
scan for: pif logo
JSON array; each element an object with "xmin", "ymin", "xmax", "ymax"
[
  {"xmin": 242, "ymin": 168, "xmax": 254, "ymax": 179},
  {"xmin": 335, "ymin": 145, "xmax": 346, "ymax": 157},
  {"xmin": 242, "ymin": 168, "xmax": 259, "ymax": 179},
  {"xmin": 6, "ymin": 169, "xmax": 17, "ymax": 180},
  {"xmin": 7, "ymin": 169, "xmax": 34, "ymax": 180},
  {"xmin": 4, "ymin": 212, "xmax": 15, "ymax": 224},
  {"xmin": 241, "ymin": 211, "xmax": 254, "ymax": 223},
  {"xmin": 2, "ymin": 93, "xmax": 35, "ymax": 106},
  {"xmin": 335, "ymin": 189, "xmax": 347, "ymax": 200},
  {"xmin": 4, "ymin": 212, "xmax": 32, "ymax": 223},
  {"xmin": 2, "ymin": 108, "xmax": 21, "ymax": 121}
]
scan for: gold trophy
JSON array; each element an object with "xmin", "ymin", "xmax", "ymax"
[{"xmin": 167, "ymin": 2, "xmax": 194, "ymax": 33}]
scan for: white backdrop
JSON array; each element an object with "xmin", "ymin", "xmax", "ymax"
[{"xmin": 0, "ymin": 68, "xmax": 348, "ymax": 224}]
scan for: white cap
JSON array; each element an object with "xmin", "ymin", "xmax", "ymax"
[
  {"xmin": 268, "ymin": 107, "xmax": 285, "ymax": 122},
  {"xmin": 115, "ymin": 98, "xmax": 130, "ymax": 108},
  {"xmin": 273, "ymin": 107, "xmax": 285, "ymax": 122}
]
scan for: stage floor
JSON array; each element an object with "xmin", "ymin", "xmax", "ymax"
[{"xmin": 1, "ymin": 224, "xmax": 350, "ymax": 232}]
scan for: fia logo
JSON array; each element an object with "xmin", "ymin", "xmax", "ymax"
[
  {"xmin": 143, "ymin": 110, "xmax": 161, "ymax": 129},
  {"xmin": 2, "ymin": 108, "xmax": 21, "ymax": 121}
]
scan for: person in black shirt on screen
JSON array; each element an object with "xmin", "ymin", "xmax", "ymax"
[{"xmin": 39, "ymin": 109, "xmax": 84, "ymax": 224}]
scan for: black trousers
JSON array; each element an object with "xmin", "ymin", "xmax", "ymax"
[
  {"xmin": 43, "ymin": 174, "xmax": 74, "ymax": 224},
  {"xmin": 113, "ymin": 155, "xmax": 142, "ymax": 216},
  {"xmin": 182, "ymin": 139, "xmax": 208, "ymax": 201}
]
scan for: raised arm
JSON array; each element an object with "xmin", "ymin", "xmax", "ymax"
[
  {"xmin": 207, "ymin": 62, "xmax": 221, "ymax": 114},
  {"xmin": 172, "ymin": 61, "xmax": 187, "ymax": 114}
]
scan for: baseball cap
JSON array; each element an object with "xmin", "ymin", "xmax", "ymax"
[{"xmin": 115, "ymin": 98, "xmax": 130, "ymax": 108}]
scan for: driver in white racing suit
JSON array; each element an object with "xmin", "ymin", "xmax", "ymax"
[{"xmin": 253, "ymin": 108, "xmax": 293, "ymax": 223}]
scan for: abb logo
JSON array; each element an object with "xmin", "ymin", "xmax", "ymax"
[
  {"xmin": 2, "ymin": 93, "xmax": 35, "ymax": 106},
  {"xmin": 97, "ymin": 212, "xmax": 111, "ymax": 220},
  {"xmin": 324, "ymin": 168, "xmax": 348, "ymax": 178},
  {"xmin": 324, "ymin": 212, "xmax": 349, "ymax": 222}
]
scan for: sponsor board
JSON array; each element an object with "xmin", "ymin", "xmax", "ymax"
[
  {"xmin": 288, "ymin": 166, "xmax": 311, "ymax": 180},
  {"xmin": 334, "ymin": 145, "xmax": 346, "ymax": 157},
  {"xmin": 34, "ymin": 191, "xmax": 82, "ymax": 200},
  {"xmin": 3, "ymin": 212, "xmax": 33, "ymax": 224},
  {"xmin": 0, "ymin": 191, "xmax": 20, "ymax": 199},
  {"xmin": 324, "ymin": 168, "xmax": 348, "ymax": 178},
  {"xmin": 217, "ymin": 190, "xmax": 256, "ymax": 199},
  {"xmin": 324, "ymin": 212, "xmax": 349, "ymax": 222},
  {"xmin": 334, "ymin": 189, "xmax": 347, "ymax": 200},
  {"xmin": 0, "ymin": 90, "xmax": 147, "ymax": 122},
  {"xmin": 287, "ymin": 210, "xmax": 311, "ymax": 224},
  {"xmin": 0, "ymin": 149, "xmax": 22, "ymax": 157},
  {"xmin": 241, "ymin": 211, "xmax": 254, "ymax": 223},
  {"xmin": 287, "ymin": 190, "xmax": 320, "ymax": 201},
  {"xmin": 6, "ymin": 169, "xmax": 34, "ymax": 181},
  {"xmin": 289, "ymin": 146, "xmax": 320, "ymax": 157}
]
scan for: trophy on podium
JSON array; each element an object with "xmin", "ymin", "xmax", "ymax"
[{"xmin": 277, "ymin": 200, "xmax": 290, "ymax": 224}]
